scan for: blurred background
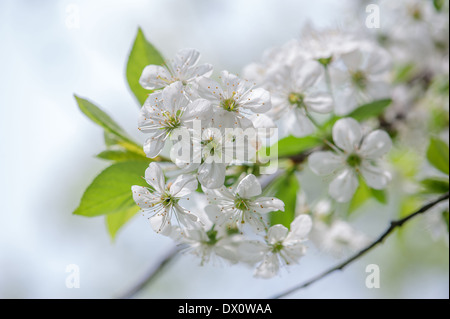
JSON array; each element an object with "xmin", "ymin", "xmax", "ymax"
[{"xmin": 0, "ymin": 0, "xmax": 448, "ymax": 298}]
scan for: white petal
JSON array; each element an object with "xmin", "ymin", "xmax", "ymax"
[
  {"xmin": 250, "ymin": 197, "xmax": 285, "ymax": 214},
  {"xmin": 174, "ymin": 203, "xmax": 199, "ymax": 227},
  {"xmin": 172, "ymin": 48, "xmax": 200, "ymax": 72},
  {"xmin": 182, "ymin": 63, "xmax": 214, "ymax": 81},
  {"xmin": 204, "ymin": 205, "xmax": 228, "ymax": 226},
  {"xmin": 329, "ymin": 168, "xmax": 359, "ymax": 202},
  {"xmin": 332, "ymin": 118, "xmax": 363, "ymax": 153},
  {"xmin": 360, "ymin": 161, "xmax": 391, "ymax": 190},
  {"xmin": 131, "ymin": 185, "xmax": 160, "ymax": 208},
  {"xmin": 236, "ymin": 174, "xmax": 262, "ymax": 198},
  {"xmin": 139, "ymin": 65, "xmax": 172, "ymax": 90},
  {"xmin": 286, "ymin": 214, "xmax": 312, "ymax": 242},
  {"xmin": 198, "ymin": 162, "xmax": 227, "ymax": 189},
  {"xmin": 359, "ymin": 130, "xmax": 392, "ymax": 159},
  {"xmin": 162, "ymin": 81, "xmax": 189, "ymax": 113},
  {"xmin": 144, "ymin": 162, "xmax": 166, "ymax": 193},
  {"xmin": 238, "ymin": 241, "xmax": 269, "ymax": 264},
  {"xmin": 181, "ymin": 99, "xmax": 213, "ymax": 122},
  {"xmin": 169, "ymin": 174, "xmax": 198, "ymax": 198},
  {"xmin": 282, "ymin": 242, "xmax": 307, "ymax": 262},
  {"xmin": 294, "ymin": 59, "xmax": 323, "ymax": 89},
  {"xmin": 267, "ymin": 224, "xmax": 289, "ymax": 244},
  {"xmin": 239, "ymin": 88, "xmax": 272, "ymax": 113},
  {"xmin": 287, "ymin": 109, "xmax": 315, "ymax": 138},
  {"xmin": 197, "ymin": 77, "xmax": 223, "ymax": 103},
  {"xmin": 304, "ymin": 91, "xmax": 333, "ymax": 114},
  {"xmin": 341, "ymin": 49, "xmax": 363, "ymax": 71},
  {"xmin": 143, "ymin": 135, "xmax": 166, "ymax": 158},
  {"xmin": 255, "ymin": 254, "xmax": 280, "ymax": 279},
  {"xmin": 365, "ymin": 48, "xmax": 391, "ymax": 75},
  {"xmin": 309, "ymin": 151, "xmax": 345, "ymax": 176}
]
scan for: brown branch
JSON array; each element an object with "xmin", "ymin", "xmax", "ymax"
[{"xmin": 271, "ymin": 192, "xmax": 449, "ymax": 299}]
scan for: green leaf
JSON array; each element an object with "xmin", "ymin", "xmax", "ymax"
[
  {"xmin": 420, "ymin": 177, "xmax": 450, "ymax": 194},
  {"xmin": 75, "ymin": 95, "xmax": 143, "ymax": 154},
  {"xmin": 426, "ymin": 137, "xmax": 449, "ymax": 175},
  {"xmin": 265, "ymin": 135, "xmax": 322, "ymax": 158},
  {"xmin": 347, "ymin": 99, "xmax": 392, "ymax": 122},
  {"xmin": 349, "ymin": 178, "xmax": 372, "ymax": 213},
  {"xmin": 126, "ymin": 27, "xmax": 165, "ymax": 106},
  {"xmin": 267, "ymin": 171, "xmax": 299, "ymax": 228},
  {"xmin": 106, "ymin": 206, "xmax": 140, "ymax": 240},
  {"xmin": 443, "ymin": 210, "xmax": 449, "ymax": 232},
  {"xmin": 371, "ymin": 188, "xmax": 388, "ymax": 204},
  {"xmin": 73, "ymin": 161, "xmax": 149, "ymax": 217},
  {"xmin": 349, "ymin": 178, "xmax": 387, "ymax": 214},
  {"xmin": 433, "ymin": 0, "xmax": 445, "ymax": 11},
  {"xmin": 96, "ymin": 149, "xmax": 149, "ymax": 162}
]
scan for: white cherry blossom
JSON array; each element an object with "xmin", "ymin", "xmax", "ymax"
[
  {"xmin": 309, "ymin": 118, "xmax": 392, "ymax": 202},
  {"xmin": 138, "ymin": 81, "xmax": 213, "ymax": 158},
  {"xmin": 203, "ymin": 174, "xmax": 284, "ymax": 232},
  {"xmin": 139, "ymin": 48, "xmax": 213, "ymax": 90},
  {"xmin": 266, "ymin": 59, "xmax": 333, "ymax": 137},
  {"xmin": 331, "ymin": 46, "xmax": 392, "ymax": 115},
  {"xmin": 239, "ymin": 215, "xmax": 312, "ymax": 278},
  {"xmin": 197, "ymin": 70, "xmax": 271, "ymax": 129},
  {"xmin": 132, "ymin": 162, "xmax": 199, "ymax": 233}
]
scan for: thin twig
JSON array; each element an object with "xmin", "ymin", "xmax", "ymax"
[
  {"xmin": 271, "ymin": 192, "xmax": 449, "ymax": 299},
  {"xmin": 118, "ymin": 245, "xmax": 182, "ymax": 299}
]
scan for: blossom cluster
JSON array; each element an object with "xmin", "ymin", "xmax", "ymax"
[{"xmin": 131, "ymin": 0, "xmax": 449, "ymax": 277}]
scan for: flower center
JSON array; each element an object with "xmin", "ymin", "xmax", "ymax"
[
  {"xmin": 162, "ymin": 111, "xmax": 182, "ymax": 131},
  {"xmin": 205, "ymin": 226, "xmax": 218, "ymax": 246},
  {"xmin": 317, "ymin": 56, "xmax": 333, "ymax": 67},
  {"xmin": 288, "ymin": 92, "xmax": 306, "ymax": 108},
  {"xmin": 346, "ymin": 153, "xmax": 362, "ymax": 167},
  {"xmin": 221, "ymin": 97, "xmax": 238, "ymax": 112},
  {"xmin": 351, "ymin": 70, "xmax": 367, "ymax": 90},
  {"xmin": 161, "ymin": 193, "xmax": 178, "ymax": 207},
  {"xmin": 234, "ymin": 197, "xmax": 249, "ymax": 211},
  {"xmin": 272, "ymin": 241, "xmax": 284, "ymax": 253}
]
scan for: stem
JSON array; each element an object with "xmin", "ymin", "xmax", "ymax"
[
  {"xmin": 118, "ymin": 245, "xmax": 182, "ymax": 299},
  {"xmin": 270, "ymin": 192, "xmax": 449, "ymax": 299}
]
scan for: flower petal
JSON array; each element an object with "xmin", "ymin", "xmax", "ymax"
[
  {"xmin": 236, "ymin": 174, "xmax": 262, "ymax": 198},
  {"xmin": 139, "ymin": 65, "xmax": 172, "ymax": 90},
  {"xmin": 144, "ymin": 162, "xmax": 166, "ymax": 193},
  {"xmin": 131, "ymin": 185, "xmax": 160, "ymax": 208},
  {"xmin": 287, "ymin": 109, "xmax": 315, "ymax": 138},
  {"xmin": 294, "ymin": 59, "xmax": 323, "ymax": 89},
  {"xmin": 332, "ymin": 118, "xmax": 362, "ymax": 153},
  {"xmin": 267, "ymin": 224, "xmax": 289, "ymax": 244},
  {"xmin": 309, "ymin": 151, "xmax": 345, "ymax": 176},
  {"xmin": 359, "ymin": 130, "xmax": 392, "ymax": 159},
  {"xmin": 181, "ymin": 98, "xmax": 213, "ymax": 122},
  {"xmin": 329, "ymin": 168, "xmax": 359, "ymax": 202},
  {"xmin": 198, "ymin": 162, "xmax": 227, "ymax": 189},
  {"xmin": 304, "ymin": 91, "xmax": 333, "ymax": 114},
  {"xmin": 238, "ymin": 240, "xmax": 269, "ymax": 264},
  {"xmin": 360, "ymin": 161, "xmax": 391, "ymax": 190},
  {"xmin": 239, "ymin": 87, "xmax": 272, "ymax": 113},
  {"xmin": 286, "ymin": 214, "xmax": 312, "ymax": 241},
  {"xmin": 197, "ymin": 77, "xmax": 224, "ymax": 103},
  {"xmin": 143, "ymin": 135, "xmax": 166, "ymax": 158},
  {"xmin": 255, "ymin": 254, "xmax": 280, "ymax": 278},
  {"xmin": 169, "ymin": 174, "xmax": 198, "ymax": 198},
  {"xmin": 250, "ymin": 197, "xmax": 284, "ymax": 214},
  {"xmin": 162, "ymin": 81, "xmax": 189, "ymax": 114},
  {"xmin": 172, "ymin": 48, "xmax": 200, "ymax": 72}
]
